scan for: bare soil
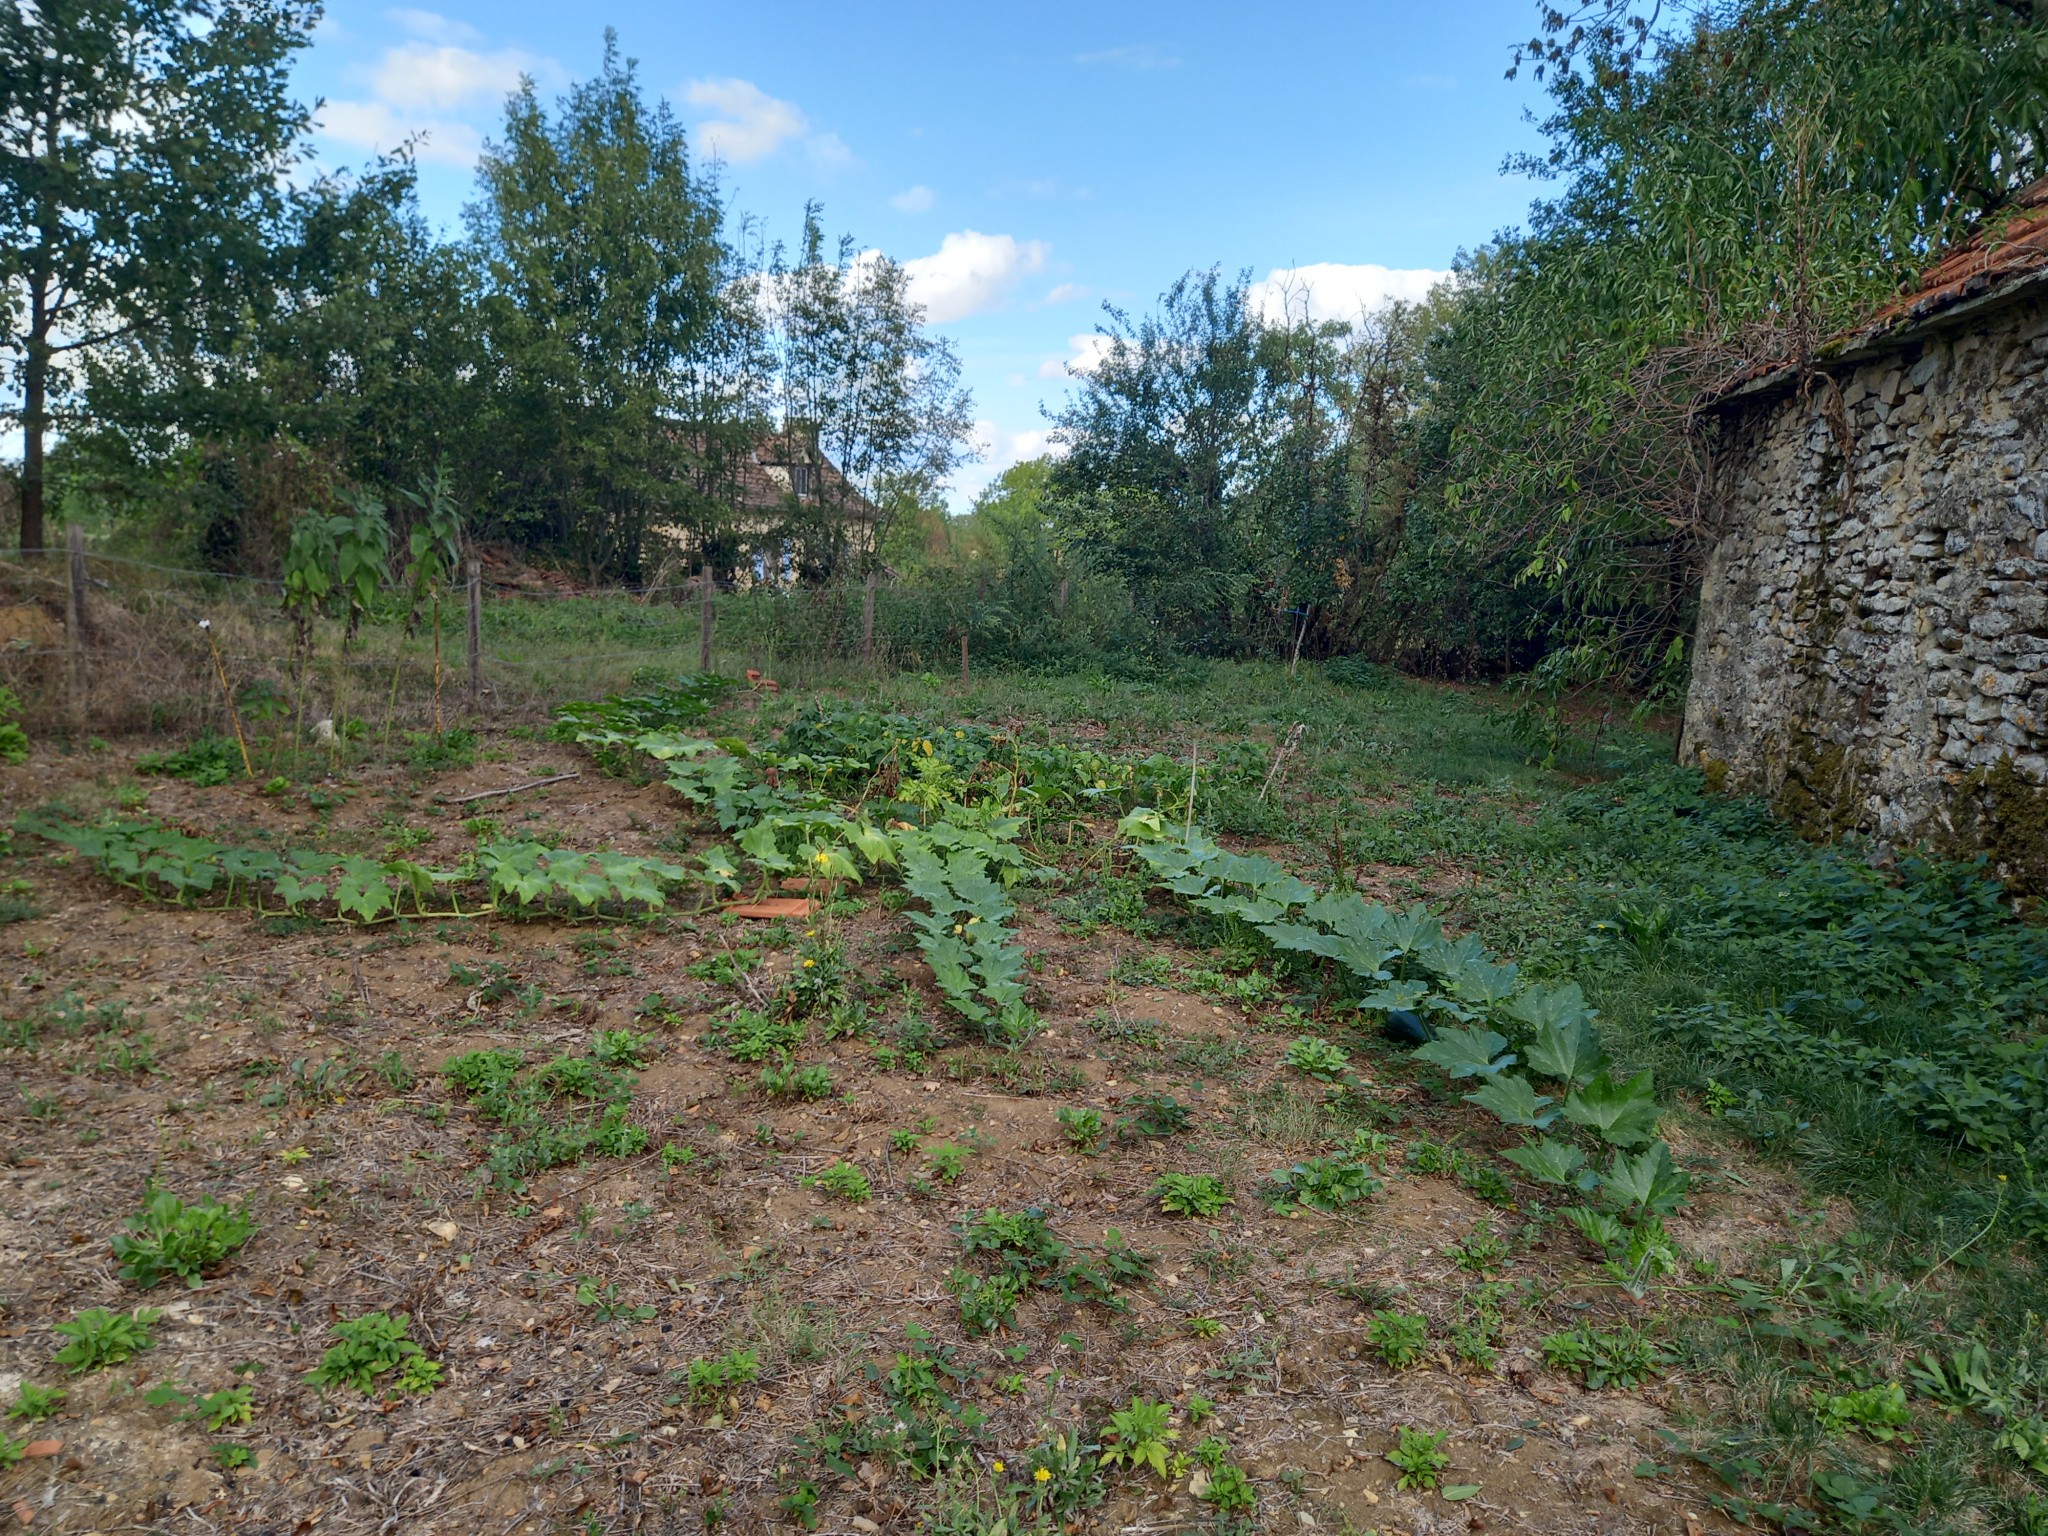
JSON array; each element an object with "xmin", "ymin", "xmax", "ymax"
[{"xmin": 0, "ymin": 729, "xmax": 1798, "ymax": 1536}]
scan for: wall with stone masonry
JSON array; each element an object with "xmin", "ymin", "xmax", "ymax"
[{"xmin": 1681, "ymin": 287, "xmax": 2048, "ymax": 887}]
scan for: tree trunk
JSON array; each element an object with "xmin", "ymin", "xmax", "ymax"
[{"xmin": 20, "ymin": 309, "xmax": 47, "ymax": 558}]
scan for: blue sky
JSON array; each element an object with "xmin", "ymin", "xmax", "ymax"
[{"xmin": 298, "ymin": 1, "xmax": 1557, "ymax": 506}]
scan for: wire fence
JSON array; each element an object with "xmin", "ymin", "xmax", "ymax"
[{"xmin": 0, "ymin": 538, "xmax": 1161, "ymax": 743}]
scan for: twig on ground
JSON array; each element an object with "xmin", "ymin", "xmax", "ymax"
[{"xmin": 435, "ymin": 771, "xmax": 581, "ymax": 805}]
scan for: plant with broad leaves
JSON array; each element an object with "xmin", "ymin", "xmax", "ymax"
[
  {"xmin": 307, "ymin": 1311, "xmax": 436, "ymax": 1394},
  {"xmin": 54, "ymin": 1307, "xmax": 160, "ymax": 1373},
  {"xmin": 111, "ymin": 1189, "xmax": 255, "ymax": 1289},
  {"xmin": 1098, "ymin": 1396, "xmax": 1177, "ymax": 1479}
]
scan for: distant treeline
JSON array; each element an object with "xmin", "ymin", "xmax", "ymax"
[{"xmin": 5, "ymin": 2, "xmax": 2046, "ymax": 689}]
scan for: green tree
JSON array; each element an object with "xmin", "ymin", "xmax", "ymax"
[
  {"xmin": 772, "ymin": 205, "xmax": 975, "ymax": 580},
  {"xmin": 0, "ymin": 0, "xmax": 316, "ymax": 555},
  {"xmin": 467, "ymin": 32, "xmax": 761, "ymax": 578}
]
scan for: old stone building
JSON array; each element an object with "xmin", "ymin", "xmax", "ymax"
[{"xmin": 1681, "ymin": 186, "xmax": 2048, "ymax": 890}]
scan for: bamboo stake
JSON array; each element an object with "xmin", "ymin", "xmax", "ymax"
[{"xmin": 200, "ymin": 620, "xmax": 255, "ymax": 779}]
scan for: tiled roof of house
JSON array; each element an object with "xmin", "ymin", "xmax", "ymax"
[{"xmin": 1712, "ymin": 180, "xmax": 2048, "ymax": 404}]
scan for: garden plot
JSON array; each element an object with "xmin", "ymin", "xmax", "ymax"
[{"xmin": 0, "ymin": 679, "xmax": 1821, "ymax": 1536}]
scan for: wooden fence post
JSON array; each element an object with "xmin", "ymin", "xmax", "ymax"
[
  {"xmin": 64, "ymin": 524, "xmax": 86, "ymax": 729},
  {"xmin": 698, "ymin": 563, "xmax": 714, "ymax": 673},
  {"xmin": 466, "ymin": 559, "xmax": 482, "ymax": 714},
  {"xmin": 862, "ymin": 570, "xmax": 876, "ymax": 665},
  {"xmin": 959, "ymin": 633, "xmax": 969, "ymax": 686}
]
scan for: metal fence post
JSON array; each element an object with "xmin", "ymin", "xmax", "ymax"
[{"xmin": 65, "ymin": 524, "xmax": 86, "ymax": 728}]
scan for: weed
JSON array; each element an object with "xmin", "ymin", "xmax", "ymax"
[
  {"xmin": 1262, "ymin": 1155, "xmax": 1381, "ymax": 1213},
  {"xmin": 686, "ymin": 1348, "xmax": 761, "ymax": 1405},
  {"xmin": 1385, "ymin": 1425, "xmax": 1451, "ymax": 1491},
  {"xmin": 1098, "ymin": 1397, "xmax": 1176, "ymax": 1479},
  {"xmin": 53, "ymin": 1307, "xmax": 160, "ymax": 1372},
  {"xmin": 7, "ymin": 1383, "xmax": 64, "ymax": 1423},
  {"xmin": 592, "ymin": 1029, "xmax": 656, "ymax": 1068},
  {"xmin": 1154, "ymin": 1172, "xmax": 1231, "ymax": 1218},
  {"xmin": 1365, "ymin": 1311, "xmax": 1429, "ymax": 1370},
  {"xmin": 1540, "ymin": 1323, "xmax": 1664, "ymax": 1390},
  {"xmin": 949, "ymin": 1269, "xmax": 1026, "ymax": 1334},
  {"xmin": 1285, "ymin": 1036, "xmax": 1351, "ymax": 1081},
  {"xmin": 925, "ymin": 1143, "xmax": 970, "ymax": 1183},
  {"xmin": 1448, "ymin": 1221, "xmax": 1512, "ymax": 1276},
  {"xmin": 759, "ymin": 1058, "xmax": 834, "ymax": 1100},
  {"xmin": 1116, "ymin": 1092, "xmax": 1191, "ymax": 1139},
  {"xmin": 1057, "ymin": 1105, "xmax": 1105, "ymax": 1153},
  {"xmin": 803, "ymin": 1161, "xmax": 870, "ymax": 1202},
  {"xmin": 111, "ymin": 1190, "xmax": 256, "ymax": 1290},
  {"xmin": 306, "ymin": 1312, "xmax": 436, "ymax": 1394},
  {"xmin": 1186, "ymin": 1316, "xmax": 1225, "ymax": 1340},
  {"xmin": 1815, "ymin": 1382, "xmax": 1913, "ymax": 1443},
  {"xmin": 890, "ymin": 1127, "xmax": 923, "ymax": 1153},
  {"xmin": 213, "ymin": 1443, "xmax": 255, "ymax": 1470}
]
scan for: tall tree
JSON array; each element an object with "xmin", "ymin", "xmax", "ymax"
[
  {"xmin": 467, "ymin": 33, "xmax": 758, "ymax": 579},
  {"xmin": 772, "ymin": 205, "xmax": 975, "ymax": 579},
  {"xmin": 0, "ymin": 0, "xmax": 316, "ymax": 554}
]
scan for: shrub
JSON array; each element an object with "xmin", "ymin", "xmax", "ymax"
[{"xmin": 111, "ymin": 1190, "xmax": 256, "ymax": 1289}]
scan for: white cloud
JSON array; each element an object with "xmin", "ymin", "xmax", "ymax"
[
  {"xmin": 373, "ymin": 41, "xmax": 533, "ymax": 112},
  {"xmin": 1039, "ymin": 332, "xmax": 1116, "ymax": 379},
  {"xmin": 316, "ymin": 97, "xmax": 481, "ymax": 166},
  {"xmin": 1247, "ymin": 262, "xmax": 1449, "ymax": 327},
  {"xmin": 1076, "ymin": 44, "xmax": 1180, "ymax": 70},
  {"xmin": 1044, "ymin": 282, "xmax": 1090, "ymax": 305},
  {"xmin": 682, "ymin": 77, "xmax": 854, "ymax": 170},
  {"xmin": 686, "ymin": 77, "xmax": 808, "ymax": 164},
  {"xmin": 312, "ymin": 13, "xmax": 544, "ymax": 170},
  {"xmin": 891, "ymin": 184, "xmax": 936, "ymax": 213},
  {"xmin": 387, "ymin": 8, "xmax": 482, "ymax": 45},
  {"xmin": 896, "ymin": 231, "xmax": 1049, "ymax": 324}
]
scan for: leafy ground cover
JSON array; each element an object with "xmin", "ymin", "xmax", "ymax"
[{"xmin": 0, "ymin": 661, "xmax": 2040, "ymax": 1535}]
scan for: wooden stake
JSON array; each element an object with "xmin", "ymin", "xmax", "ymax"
[
  {"xmin": 959, "ymin": 633, "xmax": 969, "ymax": 685},
  {"xmin": 862, "ymin": 570, "xmax": 877, "ymax": 665},
  {"xmin": 466, "ymin": 559, "xmax": 482, "ymax": 714},
  {"xmin": 699, "ymin": 562, "xmax": 714, "ymax": 673},
  {"xmin": 200, "ymin": 620, "xmax": 254, "ymax": 779},
  {"xmin": 64, "ymin": 524, "xmax": 85, "ymax": 730}
]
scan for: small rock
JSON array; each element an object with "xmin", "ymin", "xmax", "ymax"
[
  {"xmin": 850, "ymin": 1519, "xmax": 881, "ymax": 1533},
  {"xmin": 425, "ymin": 1220, "xmax": 460, "ymax": 1243}
]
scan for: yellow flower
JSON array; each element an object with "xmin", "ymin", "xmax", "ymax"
[
  {"xmin": 1034, "ymin": 1468, "xmax": 1052, "ymax": 1483},
  {"xmin": 802, "ymin": 958, "xmax": 816, "ymax": 968},
  {"xmin": 992, "ymin": 1460, "xmax": 1005, "ymax": 1474},
  {"xmin": 954, "ymin": 730, "xmax": 964, "ymax": 738},
  {"xmin": 815, "ymin": 851, "xmax": 831, "ymax": 865},
  {"xmin": 966, "ymin": 915, "xmax": 980, "ymax": 925}
]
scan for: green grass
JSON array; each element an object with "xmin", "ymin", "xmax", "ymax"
[{"xmin": 760, "ymin": 657, "xmax": 2046, "ymax": 1535}]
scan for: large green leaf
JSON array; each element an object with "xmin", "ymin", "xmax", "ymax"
[
  {"xmin": 1563, "ymin": 1069, "xmax": 1662, "ymax": 1147},
  {"xmin": 1465, "ymin": 1073, "xmax": 1558, "ymax": 1129},
  {"xmin": 1598, "ymin": 1141, "xmax": 1689, "ymax": 1216},
  {"xmin": 1499, "ymin": 1136, "xmax": 1595, "ymax": 1189},
  {"xmin": 1414, "ymin": 1025, "xmax": 1515, "ymax": 1079},
  {"xmin": 333, "ymin": 858, "xmax": 398, "ymax": 922},
  {"xmin": 1524, "ymin": 1017, "xmax": 1612, "ymax": 1087},
  {"xmin": 1503, "ymin": 980, "xmax": 1595, "ymax": 1034}
]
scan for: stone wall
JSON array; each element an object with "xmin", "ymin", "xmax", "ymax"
[{"xmin": 1680, "ymin": 286, "xmax": 2048, "ymax": 890}]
